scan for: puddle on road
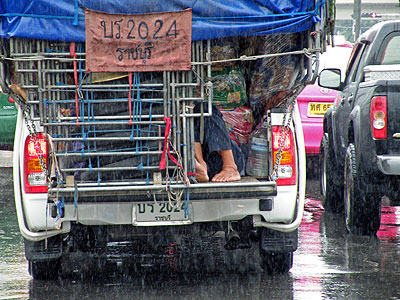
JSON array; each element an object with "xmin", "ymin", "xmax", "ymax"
[
  {"xmin": 377, "ymin": 205, "xmax": 400, "ymax": 242},
  {"xmin": 0, "ymin": 203, "xmax": 30, "ymax": 300},
  {"xmin": 291, "ymin": 196, "xmax": 400, "ymax": 300},
  {"xmin": 0, "ymin": 150, "xmax": 13, "ymax": 168}
]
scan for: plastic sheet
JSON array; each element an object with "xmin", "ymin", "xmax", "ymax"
[
  {"xmin": 0, "ymin": 0, "xmax": 323, "ymax": 41},
  {"xmin": 247, "ymin": 34, "xmax": 303, "ymax": 120},
  {"xmin": 220, "ymin": 106, "xmax": 253, "ymax": 146},
  {"xmin": 210, "ymin": 66, "xmax": 247, "ymax": 108}
]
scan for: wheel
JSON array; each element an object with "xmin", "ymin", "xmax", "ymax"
[
  {"xmin": 29, "ymin": 260, "xmax": 60, "ymax": 280},
  {"xmin": 306, "ymin": 155, "xmax": 319, "ymax": 179},
  {"xmin": 319, "ymin": 133, "xmax": 344, "ymax": 212},
  {"xmin": 260, "ymin": 251, "xmax": 293, "ymax": 274},
  {"xmin": 344, "ymin": 143, "xmax": 381, "ymax": 235}
]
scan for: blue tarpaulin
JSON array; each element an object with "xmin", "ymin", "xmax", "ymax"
[{"xmin": 0, "ymin": 0, "xmax": 324, "ymax": 42}]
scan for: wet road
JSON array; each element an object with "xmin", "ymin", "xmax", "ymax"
[{"xmin": 2, "ymin": 163, "xmax": 400, "ymax": 299}]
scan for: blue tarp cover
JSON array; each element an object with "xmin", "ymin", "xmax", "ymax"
[{"xmin": 0, "ymin": 0, "xmax": 324, "ymax": 42}]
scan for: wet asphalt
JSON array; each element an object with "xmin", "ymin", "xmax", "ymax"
[{"xmin": 2, "ymin": 154, "xmax": 400, "ymax": 300}]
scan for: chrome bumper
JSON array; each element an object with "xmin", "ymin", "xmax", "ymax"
[{"xmin": 377, "ymin": 155, "xmax": 400, "ymax": 175}]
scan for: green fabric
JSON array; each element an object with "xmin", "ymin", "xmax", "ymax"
[{"xmin": 0, "ymin": 93, "xmax": 17, "ymax": 145}]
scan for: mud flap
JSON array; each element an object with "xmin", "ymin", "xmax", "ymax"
[
  {"xmin": 259, "ymin": 228, "xmax": 298, "ymax": 253},
  {"xmin": 24, "ymin": 236, "xmax": 63, "ymax": 261}
]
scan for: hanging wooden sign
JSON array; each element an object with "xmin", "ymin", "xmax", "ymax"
[{"xmin": 85, "ymin": 8, "xmax": 192, "ymax": 72}]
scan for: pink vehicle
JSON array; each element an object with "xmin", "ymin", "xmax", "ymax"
[
  {"xmin": 297, "ymin": 84, "xmax": 337, "ymax": 155},
  {"xmin": 297, "ymin": 43, "xmax": 353, "ymax": 162}
]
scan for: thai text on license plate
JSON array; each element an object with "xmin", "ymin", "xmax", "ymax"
[
  {"xmin": 135, "ymin": 202, "xmax": 188, "ymax": 222},
  {"xmin": 307, "ymin": 102, "xmax": 332, "ymax": 117}
]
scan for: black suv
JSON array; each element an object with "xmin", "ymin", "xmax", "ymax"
[{"xmin": 319, "ymin": 20, "xmax": 400, "ymax": 235}]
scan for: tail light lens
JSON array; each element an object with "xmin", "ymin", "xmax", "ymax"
[
  {"xmin": 370, "ymin": 96, "xmax": 387, "ymax": 139},
  {"xmin": 8, "ymin": 96, "xmax": 15, "ymax": 103},
  {"xmin": 272, "ymin": 126, "xmax": 297, "ymax": 186},
  {"xmin": 24, "ymin": 134, "xmax": 48, "ymax": 193}
]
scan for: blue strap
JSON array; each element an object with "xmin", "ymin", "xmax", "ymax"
[
  {"xmin": 57, "ymin": 199, "xmax": 64, "ymax": 219},
  {"xmin": 185, "ymin": 189, "xmax": 190, "ymax": 218},
  {"xmin": 0, "ymin": 12, "xmax": 84, "ymax": 21},
  {"xmin": 73, "ymin": 0, "xmax": 79, "ymax": 26},
  {"xmin": 74, "ymin": 182, "xmax": 78, "ymax": 208}
]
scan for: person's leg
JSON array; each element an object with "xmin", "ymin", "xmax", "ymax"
[
  {"xmin": 211, "ymin": 149, "xmax": 241, "ymax": 182},
  {"xmin": 194, "ymin": 142, "xmax": 209, "ymax": 182},
  {"xmin": 194, "ymin": 103, "xmax": 244, "ymax": 182}
]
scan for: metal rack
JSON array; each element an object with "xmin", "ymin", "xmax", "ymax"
[{"xmin": 9, "ymin": 37, "xmax": 276, "ymax": 202}]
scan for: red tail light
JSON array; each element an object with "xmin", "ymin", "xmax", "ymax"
[
  {"xmin": 24, "ymin": 134, "xmax": 48, "ymax": 193},
  {"xmin": 8, "ymin": 96, "xmax": 15, "ymax": 103},
  {"xmin": 272, "ymin": 126, "xmax": 296, "ymax": 186},
  {"xmin": 370, "ymin": 96, "xmax": 387, "ymax": 139}
]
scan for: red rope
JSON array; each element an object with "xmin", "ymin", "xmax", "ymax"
[
  {"xmin": 159, "ymin": 117, "xmax": 171, "ymax": 170},
  {"xmin": 159, "ymin": 117, "xmax": 183, "ymax": 170}
]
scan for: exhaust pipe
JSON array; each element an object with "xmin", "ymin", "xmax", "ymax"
[{"xmin": 224, "ymin": 230, "xmax": 240, "ymax": 250}]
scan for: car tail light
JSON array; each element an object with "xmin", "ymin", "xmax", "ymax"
[
  {"xmin": 370, "ymin": 96, "xmax": 387, "ymax": 139},
  {"xmin": 272, "ymin": 126, "xmax": 296, "ymax": 186},
  {"xmin": 24, "ymin": 134, "xmax": 48, "ymax": 193},
  {"xmin": 8, "ymin": 96, "xmax": 15, "ymax": 103}
]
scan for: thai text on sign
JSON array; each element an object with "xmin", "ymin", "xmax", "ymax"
[{"xmin": 85, "ymin": 9, "xmax": 192, "ymax": 72}]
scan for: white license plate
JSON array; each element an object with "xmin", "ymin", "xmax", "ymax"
[{"xmin": 134, "ymin": 202, "xmax": 190, "ymax": 223}]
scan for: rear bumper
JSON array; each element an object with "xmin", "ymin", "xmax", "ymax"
[
  {"xmin": 20, "ymin": 184, "xmax": 299, "ymax": 241},
  {"xmin": 60, "ymin": 192, "xmax": 296, "ymax": 226},
  {"xmin": 377, "ymin": 155, "xmax": 400, "ymax": 175}
]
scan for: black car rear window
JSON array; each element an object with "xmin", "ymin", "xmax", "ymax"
[{"xmin": 381, "ymin": 35, "xmax": 400, "ymax": 65}]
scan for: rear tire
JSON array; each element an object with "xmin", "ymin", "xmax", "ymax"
[
  {"xmin": 319, "ymin": 133, "xmax": 344, "ymax": 212},
  {"xmin": 344, "ymin": 143, "xmax": 381, "ymax": 235},
  {"xmin": 260, "ymin": 251, "xmax": 293, "ymax": 274}
]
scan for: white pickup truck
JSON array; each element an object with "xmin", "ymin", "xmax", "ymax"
[{"xmin": 0, "ymin": 0, "xmax": 330, "ymax": 278}]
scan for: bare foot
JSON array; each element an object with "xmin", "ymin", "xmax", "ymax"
[
  {"xmin": 212, "ymin": 166, "xmax": 241, "ymax": 182},
  {"xmin": 195, "ymin": 159, "xmax": 209, "ymax": 182}
]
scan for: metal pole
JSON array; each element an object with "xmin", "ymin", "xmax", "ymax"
[{"xmin": 353, "ymin": 0, "xmax": 362, "ymax": 42}]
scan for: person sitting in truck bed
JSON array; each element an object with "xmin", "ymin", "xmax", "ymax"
[{"xmin": 194, "ymin": 103, "xmax": 245, "ymax": 183}]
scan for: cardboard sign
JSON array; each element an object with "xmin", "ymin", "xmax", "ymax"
[{"xmin": 85, "ymin": 9, "xmax": 192, "ymax": 72}]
